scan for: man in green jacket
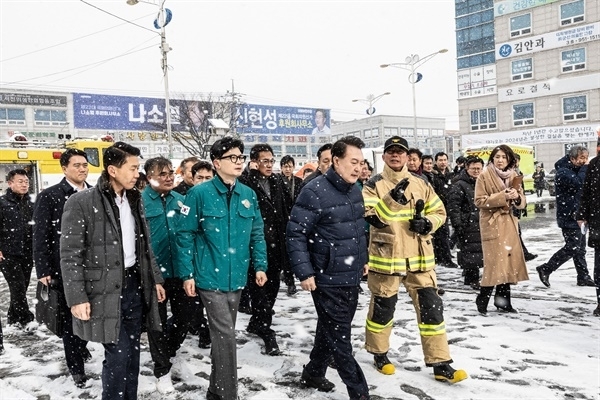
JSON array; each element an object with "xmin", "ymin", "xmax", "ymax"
[
  {"xmin": 142, "ymin": 156, "xmax": 196, "ymax": 394},
  {"xmin": 177, "ymin": 137, "xmax": 268, "ymax": 400}
]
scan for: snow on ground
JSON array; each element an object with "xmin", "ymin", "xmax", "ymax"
[{"xmin": 1, "ymin": 195, "xmax": 599, "ymax": 400}]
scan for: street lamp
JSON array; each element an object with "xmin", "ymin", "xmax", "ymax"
[
  {"xmin": 381, "ymin": 49, "xmax": 448, "ymax": 150},
  {"xmin": 127, "ymin": 0, "xmax": 174, "ymax": 159},
  {"xmin": 352, "ymin": 92, "xmax": 391, "ymax": 146}
]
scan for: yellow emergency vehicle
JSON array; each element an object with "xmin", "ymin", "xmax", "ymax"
[
  {"xmin": 0, "ymin": 139, "xmax": 113, "ymax": 194},
  {"xmin": 463, "ymin": 143, "xmax": 536, "ymax": 193}
]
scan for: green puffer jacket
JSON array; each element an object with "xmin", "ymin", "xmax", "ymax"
[
  {"xmin": 142, "ymin": 186, "xmax": 184, "ymax": 279},
  {"xmin": 177, "ymin": 175, "xmax": 268, "ymax": 291}
]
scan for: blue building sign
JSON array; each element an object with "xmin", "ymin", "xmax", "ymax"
[
  {"xmin": 73, "ymin": 93, "xmax": 176, "ymax": 131},
  {"xmin": 238, "ymin": 104, "xmax": 330, "ymax": 135}
]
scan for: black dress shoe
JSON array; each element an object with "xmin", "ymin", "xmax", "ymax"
[
  {"xmin": 536, "ymin": 266, "xmax": 551, "ymax": 287},
  {"xmin": 263, "ymin": 334, "xmax": 281, "ymax": 356},
  {"xmin": 524, "ymin": 253, "xmax": 538, "ymax": 261},
  {"xmin": 287, "ymin": 284, "xmax": 298, "ymax": 296},
  {"xmin": 72, "ymin": 374, "xmax": 88, "ymax": 388},
  {"xmin": 206, "ymin": 389, "xmax": 222, "ymax": 400},
  {"xmin": 300, "ymin": 369, "xmax": 335, "ymax": 392},
  {"xmin": 577, "ymin": 277, "xmax": 596, "ymax": 287}
]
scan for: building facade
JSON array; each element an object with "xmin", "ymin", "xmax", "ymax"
[
  {"xmin": 456, "ymin": 0, "xmax": 599, "ymax": 168},
  {"xmin": 330, "ymin": 115, "xmax": 448, "ymax": 156}
]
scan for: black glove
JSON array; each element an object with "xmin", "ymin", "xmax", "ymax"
[
  {"xmin": 409, "ymin": 218, "xmax": 432, "ymax": 235},
  {"xmin": 390, "ymin": 178, "xmax": 410, "ymax": 205}
]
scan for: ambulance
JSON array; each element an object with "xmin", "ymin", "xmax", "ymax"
[
  {"xmin": 463, "ymin": 143, "xmax": 536, "ymax": 193},
  {"xmin": 0, "ymin": 139, "xmax": 114, "ymax": 194}
]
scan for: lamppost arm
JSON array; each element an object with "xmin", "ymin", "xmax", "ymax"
[
  {"xmin": 127, "ymin": 0, "xmax": 174, "ymax": 159},
  {"xmin": 380, "ymin": 49, "xmax": 447, "ymax": 147},
  {"xmin": 352, "ymin": 91, "xmax": 391, "ymax": 112},
  {"xmin": 381, "ymin": 49, "xmax": 448, "ymax": 72}
]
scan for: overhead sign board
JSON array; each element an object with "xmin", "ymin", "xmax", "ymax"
[
  {"xmin": 496, "ymin": 22, "xmax": 600, "ymax": 60},
  {"xmin": 73, "ymin": 93, "xmax": 179, "ymax": 131},
  {"xmin": 237, "ymin": 104, "xmax": 330, "ymax": 135},
  {"xmin": 494, "ymin": 0, "xmax": 560, "ymax": 17},
  {"xmin": 498, "ymin": 73, "xmax": 600, "ymax": 102},
  {"xmin": 461, "ymin": 124, "xmax": 598, "ymax": 147},
  {"xmin": 0, "ymin": 92, "xmax": 67, "ymax": 107}
]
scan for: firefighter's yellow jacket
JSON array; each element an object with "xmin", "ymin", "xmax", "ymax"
[{"xmin": 363, "ymin": 164, "xmax": 446, "ymax": 274}]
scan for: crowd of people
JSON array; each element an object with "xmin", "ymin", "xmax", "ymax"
[{"xmin": 1, "ymin": 135, "xmax": 599, "ymax": 400}]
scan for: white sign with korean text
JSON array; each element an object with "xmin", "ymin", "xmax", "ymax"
[
  {"xmin": 494, "ymin": 0, "xmax": 560, "ymax": 18},
  {"xmin": 498, "ymin": 73, "xmax": 600, "ymax": 102},
  {"xmin": 461, "ymin": 124, "xmax": 599, "ymax": 147},
  {"xmin": 496, "ymin": 22, "xmax": 600, "ymax": 60},
  {"xmin": 457, "ymin": 65, "xmax": 497, "ymax": 99}
]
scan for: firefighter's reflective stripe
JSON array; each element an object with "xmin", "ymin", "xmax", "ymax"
[
  {"xmin": 423, "ymin": 197, "xmax": 445, "ymax": 229},
  {"xmin": 416, "ymin": 286, "xmax": 445, "ymax": 337},
  {"xmin": 369, "ymin": 253, "xmax": 435, "ymax": 272},
  {"xmin": 418, "ymin": 321, "xmax": 446, "ymax": 336},
  {"xmin": 366, "ymin": 318, "xmax": 393, "ymax": 333}
]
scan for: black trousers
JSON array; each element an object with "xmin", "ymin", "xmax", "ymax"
[
  {"xmin": 246, "ymin": 266, "xmax": 281, "ymax": 336},
  {"xmin": 58, "ymin": 288, "xmax": 88, "ymax": 376},
  {"xmin": 433, "ymin": 221, "xmax": 453, "ymax": 264},
  {"xmin": 148, "ymin": 277, "xmax": 196, "ymax": 378},
  {"xmin": 0, "ymin": 256, "xmax": 34, "ymax": 325},
  {"xmin": 102, "ymin": 271, "xmax": 143, "ymax": 400},
  {"xmin": 305, "ymin": 286, "xmax": 369, "ymax": 399},
  {"xmin": 541, "ymin": 228, "xmax": 590, "ymax": 281},
  {"xmin": 594, "ymin": 250, "xmax": 600, "ymax": 304}
]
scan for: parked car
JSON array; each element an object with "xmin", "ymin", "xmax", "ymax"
[{"xmin": 545, "ymin": 169, "xmax": 556, "ymax": 196}]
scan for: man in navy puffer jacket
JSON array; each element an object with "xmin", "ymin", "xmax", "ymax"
[
  {"xmin": 537, "ymin": 145, "xmax": 595, "ymax": 287},
  {"xmin": 287, "ymin": 136, "xmax": 370, "ymax": 400}
]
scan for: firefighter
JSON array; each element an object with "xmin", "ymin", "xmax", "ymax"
[{"xmin": 362, "ymin": 136, "xmax": 467, "ymax": 384}]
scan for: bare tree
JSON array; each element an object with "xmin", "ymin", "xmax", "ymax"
[{"xmin": 161, "ymin": 93, "xmax": 243, "ymax": 159}]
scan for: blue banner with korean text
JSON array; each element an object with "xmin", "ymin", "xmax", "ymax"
[
  {"xmin": 73, "ymin": 93, "xmax": 178, "ymax": 131},
  {"xmin": 237, "ymin": 104, "xmax": 330, "ymax": 135}
]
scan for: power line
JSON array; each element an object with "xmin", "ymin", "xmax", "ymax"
[
  {"xmin": 0, "ymin": 13, "xmax": 155, "ymax": 64},
  {"xmin": 79, "ymin": 0, "xmax": 158, "ymax": 35},
  {"xmin": 3, "ymin": 42, "xmax": 157, "ymax": 86}
]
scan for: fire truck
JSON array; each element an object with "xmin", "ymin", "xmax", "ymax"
[{"xmin": 0, "ymin": 139, "xmax": 114, "ymax": 194}]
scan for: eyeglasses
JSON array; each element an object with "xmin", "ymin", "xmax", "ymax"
[
  {"xmin": 154, "ymin": 170, "xmax": 175, "ymax": 179},
  {"xmin": 219, "ymin": 154, "xmax": 247, "ymax": 164},
  {"xmin": 468, "ymin": 167, "xmax": 482, "ymax": 172},
  {"xmin": 258, "ymin": 159, "xmax": 276, "ymax": 165}
]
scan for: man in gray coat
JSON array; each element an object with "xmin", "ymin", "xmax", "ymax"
[{"xmin": 61, "ymin": 142, "xmax": 166, "ymax": 400}]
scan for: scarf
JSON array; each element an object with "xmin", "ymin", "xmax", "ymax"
[{"xmin": 487, "ymin": 163, "xmax": 513, "ymax": 189}]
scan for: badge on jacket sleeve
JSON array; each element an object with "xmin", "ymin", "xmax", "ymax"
[
  {"xmin": 242, "ymin": 199, "xmax": 251, "ymax": 209},
  {"xmin": 178, "ymin": 201, "xmax": 190, "ymax": 216}
]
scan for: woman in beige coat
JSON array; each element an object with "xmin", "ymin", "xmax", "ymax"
[{"xmin": 474, "ymin": 145, "xmax": 529, "ymax": 314}]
